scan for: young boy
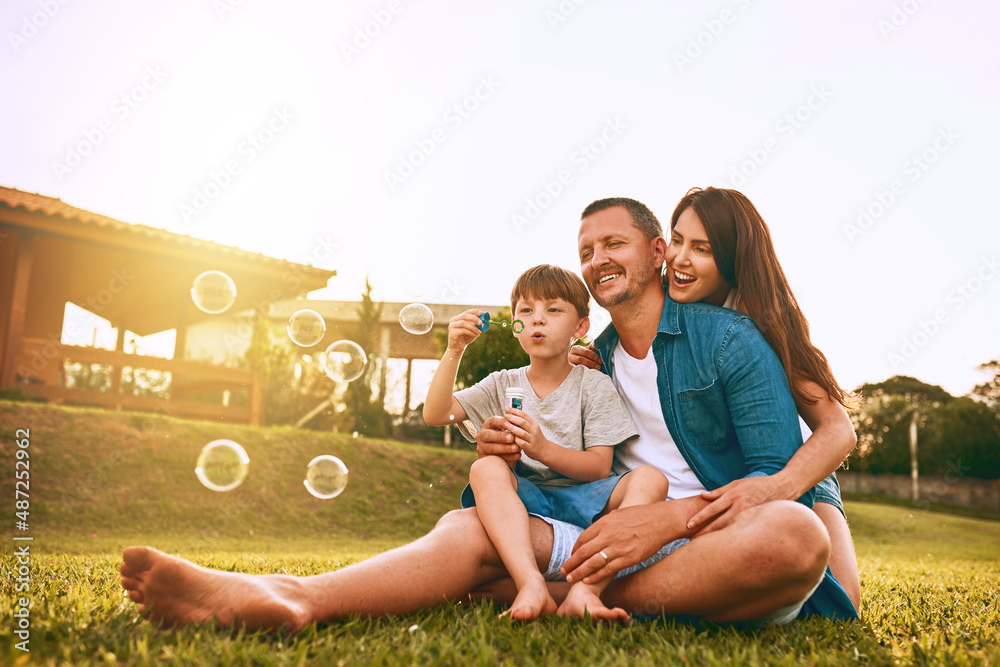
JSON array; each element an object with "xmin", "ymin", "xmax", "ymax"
[{"xmin": 423, "ymin": 264, "xmax": 669, "ymax": 623}]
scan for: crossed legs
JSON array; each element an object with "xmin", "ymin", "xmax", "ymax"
[
  {"xmin": 121, "ymin": 498, "xmax": 830, "ymax": 631},
  {"xmin": 121, "ymin": 508, "xmax": 552, "ymax": 631}
]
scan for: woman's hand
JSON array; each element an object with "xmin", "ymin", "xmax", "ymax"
[
  {"xmin": 568, "ymin": 344, "xmax": 602, "ymax": 370},
  {"xmin": 561, "ymin": 503, "xmax": 668, "ymax": 584},
  {"xmin": 686, "ymin": 476, "xmax": 786, "ymax": 533}
]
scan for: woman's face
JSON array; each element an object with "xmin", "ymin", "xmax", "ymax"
[{"xmin": 664, "ymin": 206, "xmax": 731, "ymax": 306}]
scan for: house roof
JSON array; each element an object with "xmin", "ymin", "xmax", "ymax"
[
  {"xmin": 0, "ymin": 186, "xmax": 337, "ymax": 336},
  {"xmin": 0, "ymin": 186, "xmax": 333, "ymax": 274}
]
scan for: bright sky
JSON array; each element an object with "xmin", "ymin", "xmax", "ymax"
[{"xmin": 2, "ymin": 0, "xmax": 998, "ymax": 397}]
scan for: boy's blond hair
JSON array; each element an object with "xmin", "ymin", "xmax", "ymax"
[{"xmin": 510, "ymin": 264, "xmax": 591, "ymax": 318}]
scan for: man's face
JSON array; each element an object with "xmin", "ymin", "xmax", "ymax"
[{"xmin": 577, "ymin": 206, "xmax": 663, "ymax": 309}]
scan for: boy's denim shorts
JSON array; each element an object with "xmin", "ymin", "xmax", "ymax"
[{"xmin": 461, "ymin": 469, "xmax": 626, "ymax": 529}]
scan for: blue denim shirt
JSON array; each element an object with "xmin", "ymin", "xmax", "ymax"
[
  {"xmin": 593, "ymin": 292, "xmax": 861, "ymax": 620},
  {"xmin": 592, "ymin": 292, "xmax": 815, "ymax": 507}
]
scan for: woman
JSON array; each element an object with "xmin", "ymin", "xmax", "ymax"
[{"xmin": 572, "ymin": 187, "xmax": 861, "ymax": 610}]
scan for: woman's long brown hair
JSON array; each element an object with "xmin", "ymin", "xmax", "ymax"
[{"xmin": 670, "ymin": 187, "xmax": 857, "ymax": 410}]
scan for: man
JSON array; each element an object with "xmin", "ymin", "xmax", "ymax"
[
  {"xmin": 119, "ymin": 199, "xmax": 840, "ymax": 630},
  {"xmin": 475, "ymin": 197, "xmax": 848, "ymax": 623}
]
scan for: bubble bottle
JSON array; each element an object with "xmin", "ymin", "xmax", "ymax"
[{"xmin": 505, "ymin": 387, "xmax": 524, "ymax": 411}]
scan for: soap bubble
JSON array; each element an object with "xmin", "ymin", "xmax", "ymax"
[
  {"xmin": 304, "ymin": 455, "xmax": 349, "ymax": 499},
  {"xmin": 323, "ymin": 340, "xmax": 367, "ymax": 382},
  {"xmin": 191, "ymin": 271, "xmax": 237, "ymax": 314},
  {"xmin": 399, "ymin": 303, "xmax": 434, "ymax": 335},
  {"xmin": 195, "ymin": 440, "xmax": 249, "ymax": 492},
  {"xmin": 287, "ymin": 309, "xmax": 326, "ymax": 347}
]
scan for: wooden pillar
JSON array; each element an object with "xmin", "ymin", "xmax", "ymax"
[
  {"xmin": 109, "ymin": 324, "xmax": 124, "ymax": 408},
  {"xmin": 247, "ymin": 307, "xmax": 263, "ymax": 425},
  {"xmin": 0, "ymin": 230, "xmax": 33, "ymax": 389},
  {"xmin": 173, "ymin": 295, "xmax": 188, "ymax": 362},
  {"xmin": 404, "ymin": 358, "xmax": 412, "ymax": 413}
]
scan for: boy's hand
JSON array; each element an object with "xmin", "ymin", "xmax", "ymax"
[
  {"xmin": 447, "ymin": 309, "xmax": 486, "ymax": 354},
  {"xmin": 568, "ymin": 344, "xmax": 602, "ymax": 370},
  {"xmin": 503, "ymin": 408, "xmax": 551, "ymax": 460}
]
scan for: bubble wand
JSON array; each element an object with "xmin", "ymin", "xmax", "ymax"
[{"xmin": 476, "ymin": 311, "xmax": 524, "ymax": 334}]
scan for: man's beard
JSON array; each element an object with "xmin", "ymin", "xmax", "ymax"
[{"xmin": 590, "ymin": 261, "xmax": 658, "ymax": 309}]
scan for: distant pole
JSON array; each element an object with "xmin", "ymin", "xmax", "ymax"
[{"xmin": 909, "ymin": 409, "xmax": 919, "ymax": 501}]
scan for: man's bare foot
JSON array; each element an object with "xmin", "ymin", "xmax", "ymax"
[
  {"xmin": 120, "ymin": 546, "xmax": 309, "ymax": 633},
  {"xmin": 556, "ymin": 583, "xmax": 630, "ymax": 623},
  {"xmin": 498, "ymin": 580, "xmax": 557, "ymax": 622}
]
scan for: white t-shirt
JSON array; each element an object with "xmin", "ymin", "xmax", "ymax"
[
  {"xmin": 454, "ymin": 365, "xmax": 638, "ymax": 488},
  {"xmin": 610, "ymin": 341, "xmax": 707, "ymax": 499}
]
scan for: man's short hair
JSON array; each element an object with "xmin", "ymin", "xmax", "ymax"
[
  {"xmin": 511, "ymin": 264, "xmax": 591, "ymax": 318},
  {"xmin": 581, "ymin": 197, "xmax": 663, "ymax": 242}
]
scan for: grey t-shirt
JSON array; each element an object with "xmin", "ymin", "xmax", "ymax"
[{"xmin": 454, "ymin": 365, "xmax": 638, "ymax": 488}]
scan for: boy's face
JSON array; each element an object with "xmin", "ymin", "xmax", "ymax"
[{"xmin": 512, "ymin": 295, "xmax": 589, "ymax": 361}]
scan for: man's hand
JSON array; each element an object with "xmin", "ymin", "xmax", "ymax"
[
  {"xmin": 686, "ymin": 476, "xmax": 786, "ymax": 534},
  {"xmin": 503, "ymin": 408, "xmax": 550, "ymax": 460},
  {"xmin": 561, "ymin": 503, "xmax": 668, "ymax": 585},
  {"xmin": 568, "ymin": 344, "xmax": 602, "ymax": 370},
  {"xmin": 476, "ymin": 415, "xmax": 521, "ymax": 463}
]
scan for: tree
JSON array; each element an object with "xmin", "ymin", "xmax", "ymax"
[
  {"xmin": 433, "ymin": 307, "xmax": 529, "ymax": 390},
  {"xmin": 344, "ymin": 277, "xmax": 390, "ymax": 437},
  {"xmin": 972, "ymin": 359, "xmax": 1000, "ymax": 412},
  {"xmin": 854, "ymin": 375, "xmax": 954, "ymax": 404},
  {"xmin": 847, "ymin": 374, "xmax": 1000, "ymax": 479},
  {"xmin": 241, "ymin": 317, "xmax": 295, "ymax": 426}
]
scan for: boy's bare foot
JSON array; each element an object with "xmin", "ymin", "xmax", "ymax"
[
  {"xmin": 120, "ymin": 546, "xmax": 309, "ymax": 633},
  {"xmin": 470, "ymin": 577, "xmax": 571, "ymax": 606},
  {"xmin": 498, "ymin": 579, "xmax": 557, "ymax": 622},
  {"xmin": 556, "ymin": 583, "xmax": 630, "ymax": 623}
]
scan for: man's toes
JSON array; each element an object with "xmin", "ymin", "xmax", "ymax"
[
  {"xmin": 123, "ymin": 546, "xmax": 157, "ymax": 572},
  {"xmin": 128, "ymin": 589, "xmax": 145, "ymax": 604}
]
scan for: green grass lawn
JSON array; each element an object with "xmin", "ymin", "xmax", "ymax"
[{"xmin": 2, "ymin": 401, "xmax": 1000, "ymax": 665}]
